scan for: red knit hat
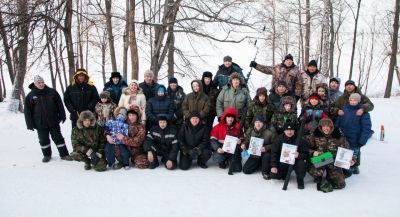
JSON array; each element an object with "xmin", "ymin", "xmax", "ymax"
[{"xmin": 308, "ymin": 93, "xmax": 321, "ymax": 101}]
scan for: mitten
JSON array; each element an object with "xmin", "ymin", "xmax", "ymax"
[{"xmin": 249, "ymin": 61, "xmax": 257, "ymax": 68}]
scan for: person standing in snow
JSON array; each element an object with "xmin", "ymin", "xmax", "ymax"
[
  {"xmin": 167, "ymin": 77, "xmax": 186, "ymax": 129},
  {"xmin": 300, "ymin": 60, "xmax": 327, "ymax": 107},
  {"xmin": 328, "ymin": 77, "xmax": 342, "ymax": 104},
  {"xmin": 24, "ymin": 75, "xmax": 73, "ymax": 163},
  {"xmin": 214, "ymin": 55, "xmax": 246, "ymax": 90},
  {"xmin": 103, "ymin": 72, "xmax": 128, "ymax": 104}
]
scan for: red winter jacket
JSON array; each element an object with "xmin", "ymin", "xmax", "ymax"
[{"xmin": 210, "ymin": 107, "xmax": 243, "ymax": 140}]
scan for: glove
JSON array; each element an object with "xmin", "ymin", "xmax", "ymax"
[
  {"xmin": 249, "ymin": 61, "xmax": 257, "ymax": 68},
  {"xmin": 89, "ymin": 151, "xmax": 101, "ymax": 165},
  {"xmin": 181, "ymin": 146, "xmax": 190, "ymax": 155},
  {"xmin": 189, "ymin": 147, "xmax": 201, "ymax": 159}
]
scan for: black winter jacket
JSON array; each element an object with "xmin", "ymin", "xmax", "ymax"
[
  {"xmin": 270, "ymin": 133, "xmax": 309, "ymax": 168},
  {"xmin": 144, "ymin": 126, "xmax": 179, "ymax": 161},
  {"xmin": 64, "ymin": 82, "xmax": 99, "ymax": 121},
  {"xmin": 178, "ymin": 122, "xmax": 210, "ymax": 154},
  {"xmin": 24, "ymin": 83, "xmax": 66, "ymax": 129}
]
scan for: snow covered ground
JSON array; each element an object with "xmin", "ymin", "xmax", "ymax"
[{"xmin": 0, "ymin": 97, "xmax": 399, "ymax": 217}]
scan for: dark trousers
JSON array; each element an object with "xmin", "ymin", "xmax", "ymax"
[
  {"xmin": 270, "ymin": 159, "xmax": 307, "ymax": 180},
  {"xmin": 149, "ymin": 150, "xmax": 177, "ymax": 170},
  {"xmin": 37, "ymin": 125, "xmax": 68, "ymax": 157},
  {"xmin": 243, "ymin": 153, "xmax": 272, "ymax": 174},
  {"xmin": 179, "ymin": 149, "xmax": 212, "ymax": 170},
  {"xmin": 105, "ymin": 143, "xmax": 130, "ymax": 166}
]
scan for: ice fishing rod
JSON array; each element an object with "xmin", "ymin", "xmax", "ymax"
[{"xmin": 245, "ymin": 26, "xmax": 266, "ymax": 83}]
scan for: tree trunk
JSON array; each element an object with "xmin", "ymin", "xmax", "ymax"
[
  {"xmin": 45, "ymin": 21, "xmax": 56, "ymax": 89},
  {"xmin": 9, "ymin": 0, "xmax": 29, "ymax": 112},
  {"xmin": 64, "ymin": 0, "xmax": 75, "ymax": 83},
  {"xmin": 321, "ymin": 0, "xmax": 330, "ymax": 77},
  {"xmin": 297, "ymin": 0, "xmax": 304, "ymax": 69},
  {"xmin": 384, "ymin": 0, "xmax": 400, "ymax": 98},
  {"xmin": 328, "ymin": 0, "xmax": 335, "ymax": 77},
  {"xmin": 304, "ymin": 0, "xmax": 310, "ymax": 69},
  {"xmin": 105, "ymin": 0, "xmax": 118, "ymax": 72},
  {"xmin": 0, "ymin": 10, "xmax": 15, "ymax": 84},
  {"xmin": 129, "ymin": 0, "xmax": 139, "ymax": 80},
  {"xmin": 349, "ymin": 0, "xmax": 361, "ymax": 80},
  {"xmin": 122, "ymin": 0, "xmax": 129, "ymax": 79},
  {"xmin": 167, "ymin": 31, "xmax": 175, "ymax": 78},
  {"xmin": 0, "ymin": 62, "xmax": 4, "ymax": 102}
]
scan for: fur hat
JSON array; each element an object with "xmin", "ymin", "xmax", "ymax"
[
  {"xmin": 308, "ymin": 60, "xmax": 318, "ymax": 68},
  {"xmin": 349, "ymin": 93, "xmax": 361, "ymax": 103},
  {"xmin": 202, "ymin": 71, "xmax": 213, "ymax": 79},
  {"xmin": 127, "ymin": 106, "xmax": 141, "ymax": 122},
  {"xmin": 188, "ymin": 111, "xmax": 201, "ymax": 120},
  {"xmin": 34, "ymin": 75, "xmax": 44, "ymax": 84},
  {"xmin": 281, "ymin": 96, "xmax": 294, "ymax": 106},
  {"xmin": 319, "ymin": 118, "xmax": 334, "ymax": 129},
  {"xmin": 77, "ymin": 110, "xmax": 96, "ymax": 129},
  {"xmin": 229, "ymin": 72, "xmax": 241, "ymax": 83},
  {"xmin": 256, "ymin": 87, "xmax": 268, "ymax": 97},
  {"xmin": 114, "ymin": 107, "xmax": 127, "ymax": 120},
  {"xmin": 144, "ymin": 69, "xmax": 154, "ymax": 77},
  {"xmin": 168, "ymin": 77, "xmax": 178, "ymax": 84},
  {"xmin": 345, "ymin": 80, "xmax": 356, "ymax": 87},
  {"xmin": 99, "ymin": 91, "xmax": 111, "ymax": 100},
  {"xmin": 284, "ymin": 54, "xmax": 293, "ymax": 61},
  {"xmin": 223, "ymin": 55, "xmax": 232, "ymax": 62},
  {"xmin": 110, "ymin": 72, "xmax": 121, "ymax": 79},
  {"xmin": 276, "ymin": 80, "xmax": 288, "ymax": 88}
]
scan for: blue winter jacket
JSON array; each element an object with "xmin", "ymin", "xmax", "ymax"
[
  {"xmin": 105, "ymin": 115, "xmax": 129, "ymax": 145},
  {"xmin": 146, "ymin": 85, "xmax": 174, "ymax": 126},
  {"xmin": 103, "ymin": 79, "xmax": 128, "ymax": 104},
  {"xmin": 335, "ymin": 103, "xmax": 372, "ymax": 147},
  {"xmin": 213, "ymin": 62, "xmax": 245, "ymax": 89}
]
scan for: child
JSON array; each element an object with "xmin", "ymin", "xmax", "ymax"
[
  {"xmin": 70, "ymin": 110, "xmax": 107, "ymax": 171},
  {"xmin": 336, "ymin": 93, "xmax": 371, "ymax": 175},
  {"xmin": 316, "ymin": 83, "xmax": 329, "ymax": 108},
  {"xmin": 271, "ymin": 96, "xmax": 298, "ymax": 135},
  {"xmin": 95, "ymin": 91, "xmax": 116, "ymax": 127},
  {"xmin": 104, "ymin": 107, "xmax": 130, "ymax": 170},
  {"xmin": 299, "ymin": 93, "xmax": 329, "ymax": 135}
]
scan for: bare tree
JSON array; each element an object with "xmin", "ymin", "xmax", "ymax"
[
  {"xmin": 384, "ymin": 0, "xmax": 400, "ymax": 98},
  {"xmin": 348, "ymin": 0, "xmax": 361, "ymax": 80},
  {"xmin": 304, "ymin": 0, "xmax": 310, "ymax": 69},
  {"xmin": 105, "ymin": 0, "xmax": 117, "ymax": 72}
]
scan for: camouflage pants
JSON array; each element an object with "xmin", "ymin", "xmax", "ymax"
[
  {"xmin": 130, "ymin": 152, "xmax": 150, "ymax": 169},
  {"xmin": 309, "ymin": 165, "xmax": 345, "ymax": 188},
  {"xmin": 70, "ymin": 150, "xmax": 107, "ymax": 172}
]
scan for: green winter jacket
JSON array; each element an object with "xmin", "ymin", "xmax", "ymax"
[
  {"xmin": 245, "ymin": 100, "xmax": 273, "ymax": 131},
  {"xmin": 243, "ymin": 125, "xmax": 277, "ymax": 155},
  {"xmin": 216, "ymin": 85, "xmax": 250, "ymax": 124},
  {"xmin": 331, "ymin": 87, "xmax": 374, "ymax": 115},
  {"xmin": 71, "ymin": 124, "xmax": 106, "ymax": 154}
]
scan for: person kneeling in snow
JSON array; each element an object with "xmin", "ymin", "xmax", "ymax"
[
  {"xmin": 178, "ymin": 111, "xmax": 212, "ymax": 170},
  {"xmin": 144, "ymin": 116, "xmax": 179, "ymax": 170},
  {"xmin": 70, "ymin": 110, "xmax": 107, "ymax": 171},
  {"xmin": 104, "ymin": 107, "xmax": 130, "ymax": 170},
  {"xmin": 308, "ymin": 118, "xmax": 354, "ymax": 192}
]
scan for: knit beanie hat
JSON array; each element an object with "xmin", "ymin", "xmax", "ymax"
[
  {"xmin": 308, "ymin": 60, "xmax": 318, "ymax": 67},
  {"xmin": 223, "ymin": 55, "xmax": 232, "ymax": 62},
  {"xmin": 254, "ymin": 115, "xmax": 265, "ymax": 123},
  {"xmin": 308, "ymin": 93, "xmax": 321, "ymax": 101},
  {"xmin": 284, "ymin": 54, "xmax": 293, "ymax": 61},
  {"xmin": 345, "ymin": 80, "xmax": 356, "ymax": 87},
  {"xmin": 34, "ymin": 75, "xmax": 44, "ymax": 84},
  {"xmin": 349, "ymin": 93, "xmax": 361, "ymax": 103}
]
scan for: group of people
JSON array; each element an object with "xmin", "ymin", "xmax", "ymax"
[{"xmin": 24, "ymin": 54, "xmax": 373, "ymax": 192}]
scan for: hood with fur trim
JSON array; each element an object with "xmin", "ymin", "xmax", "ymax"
[
  {"xmin": 77, "ymin": 110, "xmax": 96, "ymax": 129},
  {"xmin": 121, "ymin": 86, "xmax": 144, "ymax": 95},
  {"xmin": 279, "ymin": 96, "xmax": 296, "ymax": 112}
]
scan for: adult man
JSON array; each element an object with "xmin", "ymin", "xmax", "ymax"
[
  {"xmin": 300, "ymin": 60, "xmax": 327, "ymax": 107},
  {"xmin": 24, "ymin": 75, "xmax": 73, "ymax": 162},
  {"xmin": 216, "ymin": 72, "xmax": 251, "ymax": 126},
  {"xmin": 167, "ymin": 77, "xmax": 186, "ymax": 128},
  {"xmin": 328, "ymin": 77, "xmax": 343, "ymax": 104},
  {"xmin": 269, "ymin": 122, "xmax": 309, "ymax": 189},
  {"xmin": 103, "ymin": 71, "xmax": 127, "ymax": 104},
  {"xmin": 178, "ymin": 112, "xmax": 211, "ymax": 170},
  {"xmin": 64, "ymin": 69, "xmax": 99, "ymax": 128},
  {"xmin": 331, "ymin": 80, "xmax": 374, "ymax": 117},
  {"xmin": 214, "ymin": 55, "xmax": 245, "ymax": 90},
  {"xmin": 139, "ymin": 69, "xmax": 158, "ymax": 101},
  {"xmin": 144, "ymin": 116, "xmax": 179, "ymax": 170},
  {"xmin": 145, "ymin": 84, "xmax": 174, "ymax": 129},
  {"xmin": 250, "ymin": 54, "xmax": 302, "ymax": 98}
]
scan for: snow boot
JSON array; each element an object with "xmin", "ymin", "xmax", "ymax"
[
  {"xmin": 42, "ymin": 156, "xmax": 51, "ymax": 163},
  {"xmin": 61, "ymin": 155, "xmax": 73, "ymax": 161},
  {"xmin": 297, "ymin": 178, "xmax": 305, "ymax": 190},
  {"xmin": 353, "ymin": 166, "xmax": 360, "ymax": 174}
]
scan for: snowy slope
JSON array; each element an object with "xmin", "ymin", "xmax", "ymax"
[{"xmin": 0, "ymin": 97, "xmax": 399, "ymax": 217}]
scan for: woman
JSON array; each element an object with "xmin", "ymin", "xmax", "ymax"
[{"xmin": 118, "ymin": 79, "xmax": 146, "ymax": 124}]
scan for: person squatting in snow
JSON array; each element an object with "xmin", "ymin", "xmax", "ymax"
[{"xmin": 24, "ymin": 54, "xmax": 375, "ymax": 192}]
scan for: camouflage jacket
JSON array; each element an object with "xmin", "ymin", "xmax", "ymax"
[
  {"xmin": 121, "ymin": 122, "xmax": 147, "ymax": 157},
  {"xmin": 71, "ymin": 124, "xmax": 106, "ymax": 154},
  {"xmin": 255, "ymin": 63, "xmax": 302, "ymax": 97},
  {"xmin": 331, "ymin": 87, "xmax": 374, "ymax": 116},
  {"xmin": 95, "ymin": 101, "xmax": 116, "ymax": 127},
  {"xmin": 308, "ymin": 127, "xmax": 349, "ymax": 159},
  {"xmin": 271, "ymin": 111, "xmax": 299, "ymax": 135},
  {"xmin": 244, "ymin": 100, "xmax": 273, "ymax": 131}
]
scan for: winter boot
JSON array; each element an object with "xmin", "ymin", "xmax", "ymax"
[
  {"xmin": 84, "ymin": 162, "xmax": 91, "ymax": 170},
  {"xmin": 262, "ymin": 172, "xmax": 271, "ymax": 180},
  {"xmin": 149, "ymin": 160, "xmax": 159, "ymax": 169},
  {"xmin": 218, "ymin": 161, "xmax": 227, "ymax": 169},
  {"xmin": 197, "ymin": 161, "xmax": 208, "ymax": 169},
  {"xmin": 318, "ymin": 179, "xmax": 333, "ymax": 193},
  {"xmin": 61, "ymin": 155, "xmax": 73, "ymax": 161},
  {"xmin": 112, "ymin": 162, "xmax": 123, "ymax": 170},
  {"xmin": 353, "ymin": 166, "xmax": 360, "ymax": 174},
  {"xmin": 42, "ymin": 156, "xmax": 51, "ymax": 163},
  {"xmin": 297, "ymin": 178, "xmax": 305, "ymax": 189}
]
